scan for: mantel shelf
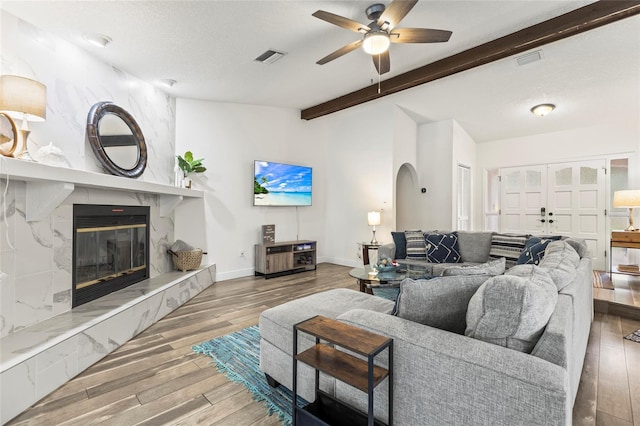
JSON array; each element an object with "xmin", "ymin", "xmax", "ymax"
[{"xmin": 0, "ymin": 157, "xmax": 203, "ymax": 221}]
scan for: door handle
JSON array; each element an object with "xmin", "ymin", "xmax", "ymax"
[{"xmin": 540, "ymin": 219, "xmax": 546, "ymax": 223}]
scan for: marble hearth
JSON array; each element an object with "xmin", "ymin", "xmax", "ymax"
[{"xmin": 0, "ymin": 265, "xmax": 216, "ymax": 424}]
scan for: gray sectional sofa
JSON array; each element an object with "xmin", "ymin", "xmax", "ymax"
[{"xmin": 258, "ymin": 231, "xmax": 593, "ymax": 425}]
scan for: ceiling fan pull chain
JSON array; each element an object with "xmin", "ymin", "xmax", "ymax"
[{"xmin": 378, "ymin": 55, "xmax": 380, "ymax": 93}]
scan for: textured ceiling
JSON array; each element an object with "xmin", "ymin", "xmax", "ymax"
[{"xmin": 1, "ymin": 1, "xmax": 639, "ymax": 142}]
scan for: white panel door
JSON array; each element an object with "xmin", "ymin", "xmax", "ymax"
[
  {"xmin": 547, "ymin": 160, "xmax": 606, "ymax": 270},
  {"xmin": 499, "ymin": 160, "xmax": 606, "ymax": 270},
  {"xmin": 499, "ymin": 165, "xmax": 547, "ymax": 235}
]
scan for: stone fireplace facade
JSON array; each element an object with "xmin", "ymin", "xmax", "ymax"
[{"xmin": 0, "ymin": 182, "xmax": 174, "ymax": 339}]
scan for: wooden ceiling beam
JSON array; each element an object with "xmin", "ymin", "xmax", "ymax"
[{"xmin": 301, "ymin": 1, "xmax": 640, "ymax": 120}]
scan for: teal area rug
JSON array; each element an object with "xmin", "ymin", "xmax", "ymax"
[{"xmin": 192, "ymin": 325, "xmax": 307, "ymax": 425}]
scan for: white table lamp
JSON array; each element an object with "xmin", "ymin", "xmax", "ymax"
[
  {"xmin": 367, "ymin": 211, "xmax": 381, "ymax": 244},
  {"xmin": 613, "ymin": 190, "xmax": 640, "ymax": 231}
]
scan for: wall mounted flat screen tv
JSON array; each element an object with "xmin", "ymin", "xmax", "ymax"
[{"xmin": 254, "ymin": 161, "xmax": 312, "ymax": 206}]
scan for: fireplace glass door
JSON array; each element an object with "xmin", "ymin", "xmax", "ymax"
[
  {"xmin": 73, "ymin": 205, "xmax": 150, "ymax": 307},
  {"xmin": 76, "ymin": 224, "xmax": 146, "ymax": 289}
]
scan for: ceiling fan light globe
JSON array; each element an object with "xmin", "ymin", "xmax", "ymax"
[{"xmin": 363, "ymin": 31, "xmax": 390, "ymax": 55}]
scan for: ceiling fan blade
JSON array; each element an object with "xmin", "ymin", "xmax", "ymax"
[
  {"xmin": 390, "ymin": 28, "xmax": 452, "ymax": 43},
  {"xmin": 312, "ymin": 10, "xmax": 370, "ymax": 33},
  {"xmin": 316, "ymin": 39, "xmax": 363, "ymax": 65},
  {"xmin": 378, "ymin": 0, "xmax": 418, "ymax": 30},
  {"xmin": 373, "ymin": 51, "xmax": 391, "ymax": 75}
]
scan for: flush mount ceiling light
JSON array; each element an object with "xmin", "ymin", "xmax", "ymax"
[
  {"xmin": 83, "ymin": 33, "xmax": 112, "ymax": 48},
  {"xmin": 362, "ymin": 30, "xmax": 390, "ymax": 55},
  {"xmin": 531, "ymin": 103, "xmax": 555, "ymax": 117}
]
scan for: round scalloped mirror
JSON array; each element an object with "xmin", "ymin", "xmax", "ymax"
[{"xmin": 86, "ymin": 102, "xmax": 147, "ymax": 178}]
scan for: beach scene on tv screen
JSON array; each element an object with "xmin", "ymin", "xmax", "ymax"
[{"xmin": 254, "ymin": 161, "xmax": 312, "ymax": 206}]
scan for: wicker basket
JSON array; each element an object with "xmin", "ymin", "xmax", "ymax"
[{"xmin": 169, "ymin": 249, "xmax": 203, "ymax": 272}]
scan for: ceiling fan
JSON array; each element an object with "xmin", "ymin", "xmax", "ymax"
[{"xmin": 313, "ymin": 0, "xmax": 452, "ymax": 75}]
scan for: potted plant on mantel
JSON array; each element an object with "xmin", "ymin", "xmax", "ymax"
[{"xmin": 176, "ymin": 151, "xmax": 206, "ymax": 189}]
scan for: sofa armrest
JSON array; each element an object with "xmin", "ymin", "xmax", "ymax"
[{"xmin": 336, "ymin": 309, "xmax": 570, "ymax": 426}]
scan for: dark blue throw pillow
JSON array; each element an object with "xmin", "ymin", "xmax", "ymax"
[
  {"xmin": 517, "ymin": 236, "xmax": 562, "ymax": 265},
  {"xmin": 391, "ymin": 232, "xmax": 407, "ymax": 259},
  {"xmin": 424, "ymin": 232, "xmax": 462, "ymax": 263}
]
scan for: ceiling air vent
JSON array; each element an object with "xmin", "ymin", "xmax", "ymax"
[
  {"xmin": 255, "ymin": 50, "xmax": 286, "ymax": 64},
  {"xmin": 515, "ymin": 50, "xmax": 543, "ymax": 66}
]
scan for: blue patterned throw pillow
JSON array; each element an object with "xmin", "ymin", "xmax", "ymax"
[
  {"xmin": 424, "ymin": 232, "xmax": 462, "ymax": 263},
  {"xmin": 517, "ymin": 236, "xmax": 562, "ymax": 265},
  {"xmin": 405, "ymin": 230, "xmax": 426, "ymax": 260},
  {"xmin": 391, "ymin": 231, "xmax": 407, "ymax": 259}
]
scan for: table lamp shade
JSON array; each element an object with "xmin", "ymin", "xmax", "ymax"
[
  {"xmin": 0, "ymin": 75, "xmax": 47, "ymax": 122},
  {"xmin": 367, "ymin": 211, "xmax": 381, "ymax": 226},
  {"xmin": 613, "ymin": 190, "xmax": 640, "ymax": 208}
]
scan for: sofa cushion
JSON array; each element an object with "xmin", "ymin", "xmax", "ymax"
[
  {"xmin": 517, "ymin": 236, "xmax": 562, "ymax": 265},
  {"xmin": 405, "ymin": 230, "xmax": 426, "ymax": 260},
  {"xmin": 442, "ymin": 257, "xmax": 506, "ymax": 277},
  {"xmin": 391, "ymin": 231, "xmax": 407, "ymax": 259},
  {"xmin": 424, "ymin": 232, "xmax": 462, "ymax": 263},
  {"xmin": 465, "ymin": 265, "xmax": 558, "ymax": 353},
  {"xmin": 395, "ymin": 275, "xmax": 491, "ymax": 334},
  {"xmin": 489, "ymin": 233, "xmax": 529, "ymax": 269},
  {"xmin": 457, "ymin": 231, "xmax": 493, "ymax": 263},
  {"xmin": 562, "ymin": 237, "xmax": 590, "ymax": 259},
  {"xmin": 538, "ymin": 240, "xmax": 580, "ymax": 291},
  {"xmin": 259, "ymin": 288, "xmax": 395, "ymax": 356}
]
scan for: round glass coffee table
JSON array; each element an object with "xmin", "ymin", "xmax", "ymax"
[{"xmin": 349, "ymin": 262, "xmax": 431, "ymax": 294}]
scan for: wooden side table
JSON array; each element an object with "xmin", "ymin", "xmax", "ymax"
[
  {"xmin": 610, "ymin": 231, "xmax": 640, "ymax": 276},
  {"xmin": 360, "ymin": 242, "xmax": 381, "ymax": 265},
  {"xmin": 293, "ymin": 315, "xmax": 393, "ymax": 426}
]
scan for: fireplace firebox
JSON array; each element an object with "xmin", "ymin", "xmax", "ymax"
[{"xmin": 73, "ymin": 204, "xmax": 150, "ymax": 308}]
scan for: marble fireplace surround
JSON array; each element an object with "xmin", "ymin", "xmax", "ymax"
[{"xmin": 0, "ymin": 158, "xmax": 213, "ymax": 424}]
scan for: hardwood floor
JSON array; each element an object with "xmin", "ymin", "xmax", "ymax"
[{"xmin": 7, "ymin": 263, "xmax": 640, "ymax": 425}]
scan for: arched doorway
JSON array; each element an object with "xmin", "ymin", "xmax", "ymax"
[{"xmin": 396, "ymin": 163, "xmax": 420, "ymax": 230}]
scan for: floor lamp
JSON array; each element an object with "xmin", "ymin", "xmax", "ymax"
[
  {"xmin": 0, "ymin": 75, "xmax": 47, "ymax": 160},
  {"xmin": 613, "ymin": 190, "xmax": 640, "ymax": 231}
]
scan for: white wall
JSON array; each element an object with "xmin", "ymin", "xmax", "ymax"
[
  {"xmin": 416, "ymin": 120, "xmax": 454, "ymax": 230},
  {"xmin": 414, "ymin": 119, "xmax": 477, "ymax": 231},
  {"xmin": 175, "ymin": 99, "xmax": 328, "ymax": 280},
  {"xmin": 452, "ymin": 120, "xmax": 477, "ymax": 229},
  {"xmin": 319, "ymin": 101, "xmax": 395, "ymax": 266},
  {"xmin": 392, "ymin": 107, "xmax": 419, "ymax": 230}
]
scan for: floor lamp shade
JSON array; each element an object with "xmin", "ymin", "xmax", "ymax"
[
  {"xmin": 613, "ymin": 190, "xmax": 640, "ymax": 231},
  {"xmin": 0, "ymin": 75, "xmax": 47, "ymax": 122}
]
